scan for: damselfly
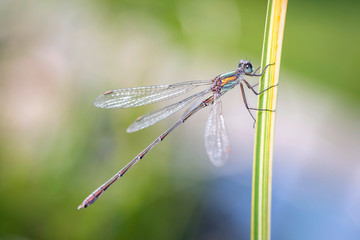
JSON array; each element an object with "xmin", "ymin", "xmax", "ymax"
[{"xmin": 78, "ymin": 60, "xmax": 277, "ymax": 210}]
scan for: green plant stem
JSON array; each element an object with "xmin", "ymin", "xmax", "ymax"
[{"xmin": 251, "ymin": 0, "xmax": 288, "ymax": 240}]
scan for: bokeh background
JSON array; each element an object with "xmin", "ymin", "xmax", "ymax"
[{"xmin": 0, "ymin": 0, "xmax": 359, "ymax": 239}]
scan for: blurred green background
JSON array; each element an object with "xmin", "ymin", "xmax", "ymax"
[{"xmin": 0, "ymin": 0, "xmax": 359, "ymax": 239}]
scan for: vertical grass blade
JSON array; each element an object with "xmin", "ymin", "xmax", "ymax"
[{"xmin": 251, "ymin": 0, "xmax": 288, "ymax": 240}]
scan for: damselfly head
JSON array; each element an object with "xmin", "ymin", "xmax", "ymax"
[{"xmin": 238, "ymin": 60, "xmax": 253, "ymax": 74}]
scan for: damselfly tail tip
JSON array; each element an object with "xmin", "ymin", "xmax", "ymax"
[{"xmin": 77, "ymin": 203, "xmax": 85, "ymax": 210}]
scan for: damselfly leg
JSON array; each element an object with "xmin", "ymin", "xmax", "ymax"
[{"xmin": 239, "ymin": 63, "xmax": 278, "ymax": 127}]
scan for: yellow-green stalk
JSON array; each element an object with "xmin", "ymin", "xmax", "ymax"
[{"xmin": 251, "ymin": 0, "xmax": 288, "ymax": 240}]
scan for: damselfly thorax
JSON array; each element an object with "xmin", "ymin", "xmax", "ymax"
[{"xmin": 211, "ymin": 70, "xmax": 240, "ymax": 95}]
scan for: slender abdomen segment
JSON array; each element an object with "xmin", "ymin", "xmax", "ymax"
[{"xmin": 78, "ymin": 95, "xmax": 214, "ymax": 210}]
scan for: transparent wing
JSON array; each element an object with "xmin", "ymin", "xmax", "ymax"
[
  {"xmin": 94, "ymin": 80, "xmax": 212, "ymax": 109},
  {"xmin": 127, "ymin": 89, "xmax": 210, "ymax": 133},
  {"xmin": 180, "ymin": 86, "xmax": 212, "ymax": 119},
  {"xmin": 204, "ymin": 95, "xmax": 230, "ymax": 167}
]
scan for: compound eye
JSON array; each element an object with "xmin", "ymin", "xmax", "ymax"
[{"xmin": 244, "ymin": 62, "xmax": 253, "ymax": 74}]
